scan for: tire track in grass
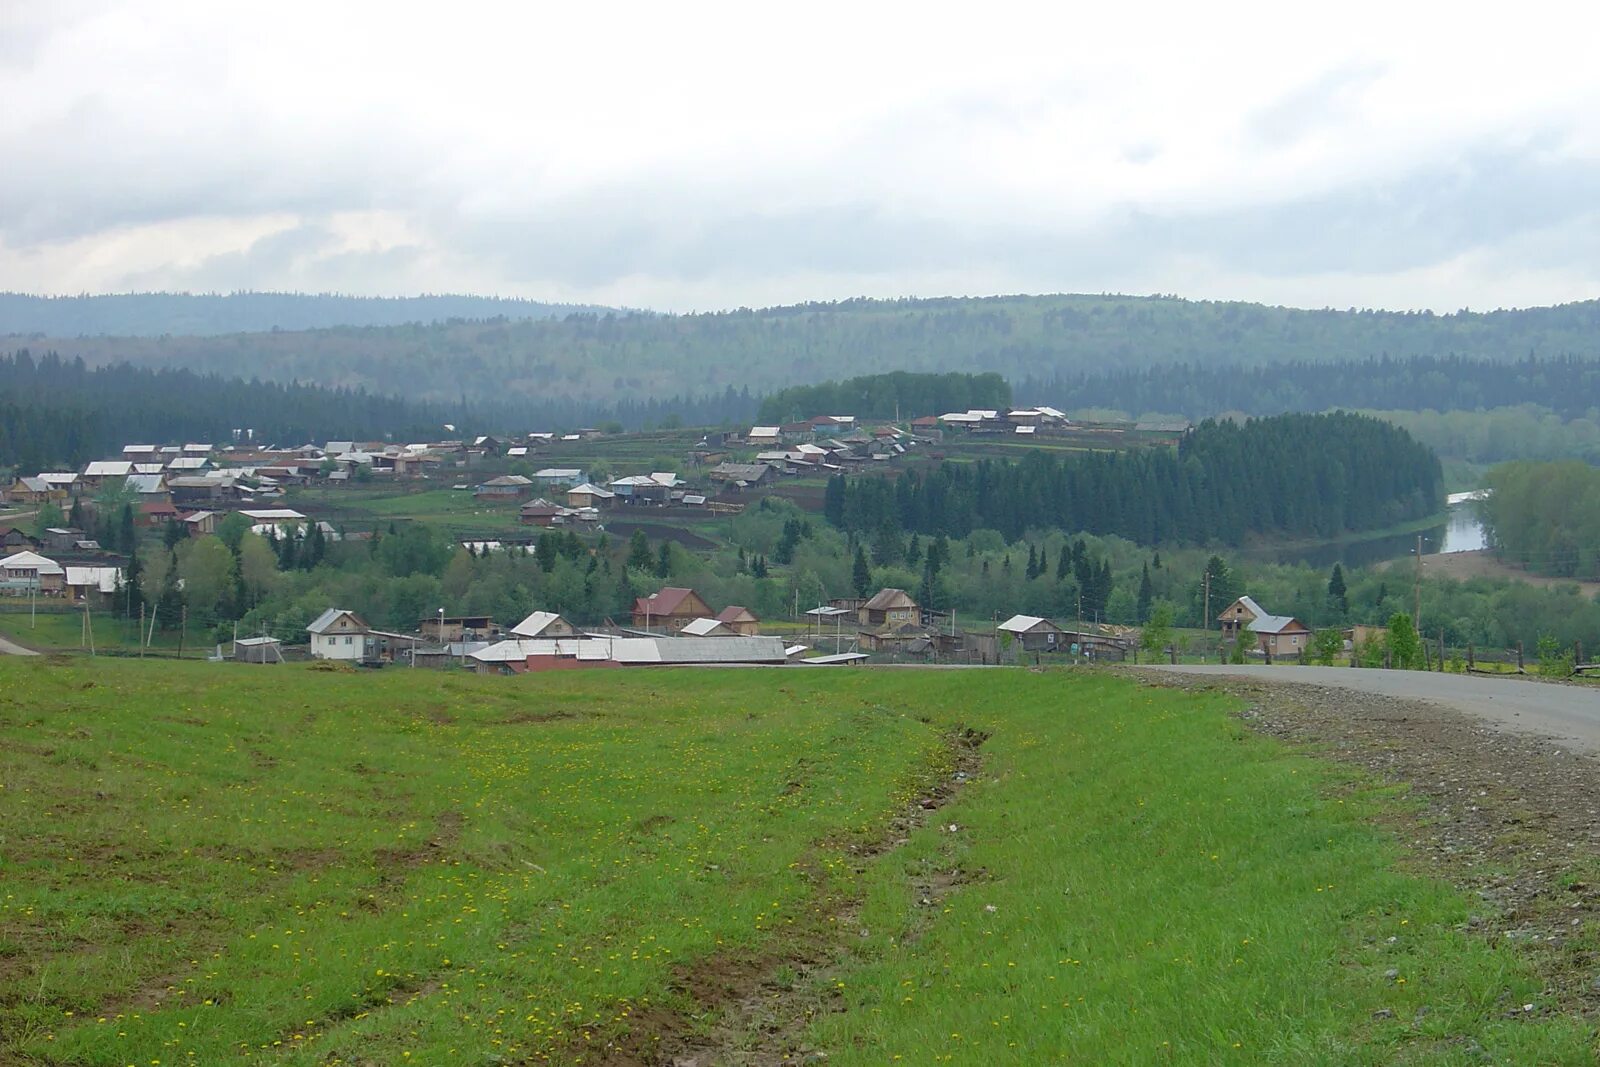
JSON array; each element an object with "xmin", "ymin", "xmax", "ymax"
[{"xmin": 582, "ymin": 727, "xmax": 990, "ymax": 1067}]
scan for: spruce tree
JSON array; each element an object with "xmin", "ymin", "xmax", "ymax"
[
  {"xmin": 1327, "ymin": 563, "xmax": 1348, "ymax": 615},
  {"xmin": 1136, "ymin": 562, "xmax": 1153, "ymax": 623},
  {"xmin": 852, "ymin": 545, "xmax": 872, "ymax": 597},
  {"xmin": 655, "ymin": 541, "xmax": 672, "ymax": 578},
  {"xmin": 626, "ymin": 529, "xmax": 652, "ymax": 571}
]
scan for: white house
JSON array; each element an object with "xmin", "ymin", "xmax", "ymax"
[{"xmin": 306, "ymin": 608, "xmax": 371, "ymax": 660}]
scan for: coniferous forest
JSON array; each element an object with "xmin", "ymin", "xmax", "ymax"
[
  {"xmin": 824, "ymin": 412, "xmax": 1443, "ymax": 545},
  {"xmin": 0, "ymin": 350, "xmax": 448, "ymax": 471}
]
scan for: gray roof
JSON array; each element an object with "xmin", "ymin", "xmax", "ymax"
[{"xmin": 306, "ymin": 608, "xmax": 367, "ymax": 635}]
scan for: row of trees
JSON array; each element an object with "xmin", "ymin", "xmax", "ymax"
[
  {"xmin": 757, "ymin": 371, "xmax": 1010, "ymax": 424},
  {"xmin": 825, "ymin": 413, "xmax": 1443, "ymax": 545}
]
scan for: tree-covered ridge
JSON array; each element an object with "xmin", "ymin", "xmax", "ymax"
[
  {"xmin": 757, "ymin": 371, "xmax": 1010, "ymax": 423},
  {"xmin": 0, "ymin": 350, "xmax": 448, "ymax": 472},
  {"xmin": 1020, "ymin": 353, "xmax": 1600, "ymax": 422},
  {"xmin": 824, "ymin": 412, "xmax": 1443, "ymax": 545},
  {"xmin": 23, "ymin": 293, "xmax": 1600, "ymax": 409},
  {"xmin": 0, "ymin": 292, "xmax": 611, "ymax": 337}
]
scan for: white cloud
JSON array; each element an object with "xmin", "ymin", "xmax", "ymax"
[{"xmin": 2, "ymin": 0, "xmax": 1600, "ymax": 310}]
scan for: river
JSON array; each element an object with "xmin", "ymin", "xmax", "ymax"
[{"xmin": 1254, "ymin": 493, "xmax": 1487, "ymax": 569}]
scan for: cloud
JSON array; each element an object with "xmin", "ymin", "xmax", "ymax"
[{"xmin": 3, "ymin": 1, "xmax": 1600, "ymax": 311}]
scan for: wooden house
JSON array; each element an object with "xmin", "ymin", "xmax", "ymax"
[
  {"xmin": 510, "ymin": 610, "xmax": 577, "ymax": 638},
  {"xmin": 997, "ymin": 614, "xmax": 1066, "ymax": 652},
  {"xmin": 475, "ymin": 475, "xmax": 535, "ymax": 501},
  {"xmin": 715, "ymin": 605, "xmax": 761, "ymax": 636},
  {"xmin": 859, "ymin": 588, "xmax": 919, "ymax": 628},
  {"xmin": 1217, "ymin": 596, "xmax": 1313, "ymax": 658},
  {"xmin": 632, "ymin": 587, "xmax": 715, "ymax": 633},
  {"xmin": 421, "ymin": 615, "xmax": 495, "ymax": 643},
  {"xmin": 0, "ymin": 526, "xmax": 41, "ymax": 556}
]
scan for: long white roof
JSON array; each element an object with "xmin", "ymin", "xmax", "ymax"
[{"xmin": 1, "ymin": 551, "xmax": 63, "ymax": 576}]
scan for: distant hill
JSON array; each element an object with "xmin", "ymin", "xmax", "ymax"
[
  {"xmin": 12, "ymin": 292, "xmax": 1600, "ymax": 410},
  {"xmin": 0, "ymin": 291, "xmax": 612, "ymax": 337}
]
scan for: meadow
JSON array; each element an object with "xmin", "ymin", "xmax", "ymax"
[{"xmin": 0, "ymin": 661, "xmax": 1592, "ymax": 1064}]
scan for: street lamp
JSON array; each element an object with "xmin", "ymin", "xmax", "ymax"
[{"xmin": 439, "ymin": 606, "xmax": 446, "ymax": 668}]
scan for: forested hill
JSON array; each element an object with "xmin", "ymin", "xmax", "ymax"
[
  {"xmin": 1019, "ymin": 354, "xmax": 1600, "ymax": 421},
  {"xmin": 0, "ymin": 351, "xmax": 448, "ymax": 472},
  {"xmin": 17, "ymin": 293, "xmax": 1600, "ymax": 410},
  {"xmin": 0, "ymin": 292, "xmax": 611, "ymax": 337}
]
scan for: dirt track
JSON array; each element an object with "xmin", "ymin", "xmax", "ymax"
[
  {"xmin": 1146, "ymin": 664, "xmax": 1600, "ymax": 752},
  {"xmin": 0, "ymin": 634, "xmax": 39, "ymax": 656}
]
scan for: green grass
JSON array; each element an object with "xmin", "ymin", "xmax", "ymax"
[
  {"xmin": 0, "ymin": 607, "xmax": 187, "ymax": 654},
  {"xmin": 0, "ymin": 662, "xmax": 1590, "ymax": 1064}
]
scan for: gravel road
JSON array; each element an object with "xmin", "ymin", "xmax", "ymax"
[{"xmin": 1144, "ymin": 664, "xmax": 1600, "ymax": 752}]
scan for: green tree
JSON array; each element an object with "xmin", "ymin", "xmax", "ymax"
[
  {"xmin": 1136, "ymin": 562, "xmax": 1153, "ymax": 622},
  {"xmin": 1311, "ymin": 627, "xmax": 1343, "ymax": 666},
  {"xmin": 655, "ymin": 541, "xmax": 673, "ymax": 579},
  {"xmin": 1140, "ymin": 603, "xmax": 1174, "ymax": 661},
  {"xmin": 1327, "ymin": 563, "xmax": 1348, "ymax": 617},
  {"xmin": 237, "ymin": 534, "xmax": 279, "ymax": 607},
  {"xmin": 1388, "ymin": 612, "xmax": 1422, "ymax": 670},
  {"xmin": 31, "ymin": 500, "xmax": 63, "ymax": 538},
  {"xmin": 852, "ymin": 545, "xmax": 872, "ymax": 597},
  {"xmin": 626, "ymin": 530, "xmax": 652, "ymax": 571},
  {"xmin": 216, "ymin": 512, "xmax": 251, "ymax": 555},
  {"xmin": 178, "ymin": 537, "xmax": 237, "ymax": 623}
]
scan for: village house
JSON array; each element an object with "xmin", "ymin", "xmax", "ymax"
[
  {"xmin": 745, "ymin": 425, "xmax": 782, "ymax": 447},
  {"xmin": 0, "ymin": 526, "xmax": 42, "ymax": 556},
  {"xmin": 0, "ymin": 551, "xmax": 65, "ymax": 595},
  {"xmin": 714, "ymin": 605, "xmax": 761, "ymax": 636},
  {"xmin": 510, "ymin": 610, "xmax": 578, "ymax": 638},
  {"xmin": 42, "ymin": 528, "xmax": 86, "ymax": 553},
  {"xmin": 632, "ymin": 587, "xmax": 715, "ymax": 633},
  {"xmin": 533, "ymin": 468, "xmax": 585, "ymax": 489},
  {"xmin": 79, "ymin": 460, "xmax": 134, "ymax": 490},
  {"xmin": 566, "ymin": 483, "xmax": 615, "ymax": 510},
  {"xmin": 137, "ymin": 501, "xmax": 181, "ymax": 528},
  {"xmin": 475, "ymin": 474, "xmax": 535, "ymax": 501},
  {"xmin": 859, "ymin": 588, "xmax": 919, "ymax": 628},
  {"xmin": 39, "ymin": 473, "xmax": 81, "ymax": 497},
  {"xmin": 306, "ymin": 608, "xmax": 372, "ymax": 661},
  {"xmin": 64, "ymin": 565, "xmax": 122, "ymax": 606},
  {"xmin": 421, "ymin": 614, "xmax": 495, "ymax": 643},
  {"xmin": 997, "ymin": 614, "xmax": 1066, "ymax": 652},
  {"xmin": 4, "ymin": 476, "xmax": 62, "ymax": 506},
  {"xmin": 707, "ymin": 462, "xmax": 777, "ymax": 488},
  {"xmin": 1217, "ymin": 596, "xmax": 1314, "ymax": 658},
  {"xmin": 519, "ymin": 499, "xmax": 569, "ymax": 527}
]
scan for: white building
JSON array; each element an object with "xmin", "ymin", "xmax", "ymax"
[{"xmin": 306, "ymin": 608, "xmax": 371, "ymax": 660}]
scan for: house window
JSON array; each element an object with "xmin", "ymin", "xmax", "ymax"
[{"xmin": 345, "ymin": 636, "xmax": 352, "ymax": 645}]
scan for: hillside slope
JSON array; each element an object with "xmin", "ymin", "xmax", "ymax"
[{"xmin": 13, "ymin": 292, "xmax": 1600, "ymax": 407}]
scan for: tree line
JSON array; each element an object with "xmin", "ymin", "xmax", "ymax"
[
  {"xmin": 30, "ymin": 293, "xmax": 1600, "ymax": 412},
  {"xmin": 1480, "ymin": 460, "xmax": 1600, "ymax": 579},
  {"xmin": 757, "ymin": 372, "xmax": 1010, "ymax": 424},
  {"xmin": 0, "ymin": 349, "xmax": 449, "ymax": 472},
  {"xmin": 824, "ymin": 412, "xmax": 1443, "ymax": 545},
  {"xmin": 1019, "ymin": 354, "xmax": 1600, "ymax": 422}
]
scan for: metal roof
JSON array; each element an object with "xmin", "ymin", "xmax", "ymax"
[
  {"xmin": 1, "ymin": 551, "xmax": 64, "ymax": 576},
  {"xmin": 679, "ymin": 617, "xmax": 731, "ymax": 637},
  {"xmin": 306, "ymin": 608, "xmax": 366, "ymax": 635},
  {"xmin": 998, "ymin": 614, "xmax": 1057, "ymax": 634},
  {"xmin": 510, "ymin": 610, "xmax": 567, "ymax": 638}
]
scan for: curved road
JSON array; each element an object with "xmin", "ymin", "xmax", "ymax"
[
  {"xmin": 0, "ymin": 634, "xmax": 40, "ymax": 656},
  {"xmin": 1143, "ymin": 665, "xmax": 1600, "ymax": 752}
]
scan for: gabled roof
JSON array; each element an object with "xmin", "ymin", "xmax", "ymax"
[
  {"xmin": 64, "ymin": 566, "xmax": 121, "ymax": 592},
  {"xmin": 126, "ymin": 474, "xmax": 166, "ymax": 494},
  {"xmin": 715, "ymin": 605, "xmax": 758, "ymax": 625},
  {"xmin": 306, "ymin": 608, "xmax": 369, "ymax": 635},
  {"xmin": 634, "ymin": 587, "xmax": 707, "ymax": 617},
  {"xmin": 13, "ymin": 476, "xmax": 48, "ymax": 493},
  {"xmin": 510, "ymin": 610, "xmax": 567, "ymax": 638},
  {"xmin": 1230, "ymin": 596, "xmax": 1266, "ymax": 620},
  {"xmin": 862, "ymin": 588, "xmax": 917, "ymax": 612},
  {"xmin": 83, "ymin": 461, "xmax": 133, "ymax": 477},
  {"xmin": 998, "ymin": 614, "xmax": 1059, "ymax": 635},
  {"xmin": 748, "ymin": 425, "xmax": 781, "ymax": 437},
  {"xmin": 0, "ymin": 550, "xmax": 63, "ymax": 576},
  {"xmin": 479, "ymin": 474, "xmax": 533, "ymax": 487},
  {"xmin": 1247, "ymin": 613, "xmax": 1311, "ymax": 635},
  {"xmin": 679, "ymin": 617, "xmax": 732, "ymax": 637},
  {"xmin": 567, "ymin": 482, "xmax": 615, "ymax": 498}
]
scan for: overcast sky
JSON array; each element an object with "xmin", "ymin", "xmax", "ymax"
[{"xmin": 4, "ymin": 1, "xmax": 1600, "ymax": 312}]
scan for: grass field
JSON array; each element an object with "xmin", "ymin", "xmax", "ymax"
[{"xmin": 2, "ymin": 662, "xmax": 1591, "ymax": 1064}]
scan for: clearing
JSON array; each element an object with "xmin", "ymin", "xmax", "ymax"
[{"xmin": 1, "ymin": 661, "xmax": 1596, "ymax": 1064}]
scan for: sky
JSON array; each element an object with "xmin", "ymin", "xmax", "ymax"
[{"xmin": 4, "ymin": 1, "xmax": 1600, "ymax": 313}]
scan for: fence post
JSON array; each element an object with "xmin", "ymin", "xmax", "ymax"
[
  {"xmin": 1467, "ymin": 642, "xmax": 1475, "ymax": 672},
  {"xmin": 1169, "ymin": 644, "xmax": 1177, "ymax": 665},
  {"xmin": 1578, "ymin": 640, "xmax": 1585, "ymax": 671},
  {"xmin": 1439, "ymin": 630, "xmax": 1446, "ymax": 671},
  {"xmin": 1517, "ymin": 641, "xmax": 1525, "ymax": 672}
]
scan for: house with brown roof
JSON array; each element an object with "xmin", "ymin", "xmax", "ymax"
[
  {"xmin": 632, "ymin": 587, "xmax": 715, "ymax": 633},
  {"xmin": 475, "ymin": 474, "xmax": 535, "ymax": 501},
  {"xmin": 858, "ymin": 588, "xmax": 919, "ymax": 628},
  {"xmin": 715, "ymin": 605, "xmax": 761, "ymax": 636}
]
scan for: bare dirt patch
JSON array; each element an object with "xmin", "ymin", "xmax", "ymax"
[
  {"xmin": 1145, "ymin": 673, "xmax": 1600, "ymax": 1016},
  {"xmin": 1383, "ymin": 549, "xmax": 1600, "ymax": 597}
]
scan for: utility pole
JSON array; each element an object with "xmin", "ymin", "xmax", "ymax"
[
  {"xmin": 1202, "ymin": 569, "xmax": 1211, "ymax": 631},
  {"xmin": 1413, "ymin": 533, "xmax": 1423, "ymax": 630},
  {"xmin": 179, "ymin": 605, "xmax": 186, "ymax": 660},
  {"xmin": 140, "ymin": 603, "xmax": 146, "ymax": 659},
  {"xmin": 83, "ymin": 598, "xmax": 95, "ymax": 657}
]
